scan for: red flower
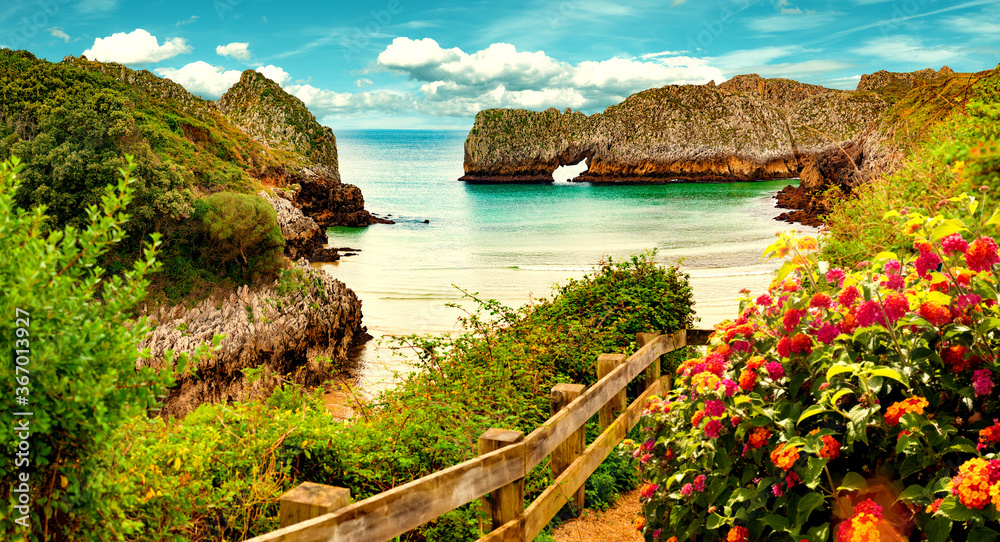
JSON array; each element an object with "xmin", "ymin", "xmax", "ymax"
[
  {"xmin": 819, "ymin": 435, "xmax": 841, "ymax": 459},
  {"xmin": 966, "ymin": 237, "xmax": 1000, "ymax": 272},
  {"xmin": 783, "ymin": 308, "xmax": 804, "ymax": 333},
  {"xmin": 810, "ymin": 292, "xmax": 832, "ymax": 309},
  {"xmin": 776, "ymin": 335, "xmax": 791, "ymax": 357},
  {"xmin": 942, "ymin": 344, "xmax": 971, "ymax": 372},
  {"xmin": 856, "ymin": 300, "xmax": 884, "ymax": 327},
  {"xmin": 765, "ymin": 361, "xmax": 785, "ymax": 380},
  {"xmin": 790, "ymin": 333, "xmax": 813, "ymax": 354},
  {"xmin": 942, "ymin": 233, "xmax": 969, "ymax": 255},
  {"xmin": 838, "ymin": 285, "xmax": 860, "ymax": 307},
  {"xmin": 915, "ymin": 250, "xmax": 942, "ymax": 278},
  {"xmin": 883, "ymin": 292, "xmax": 909, "ymax": 323},
  {"xmin": 816, "ymin": 323, "xmax": 838, "ymax": 344},
  {"xmin": 919, "ymin": 301, "xmax": 952, "ymax": 327},
  {"xmin": 704, "ymin": 419, "xmax": 723, "ymax": 438}
]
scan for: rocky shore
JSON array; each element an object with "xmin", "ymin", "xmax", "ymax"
[{"xmin": 139, "ymin": 260, "xmax": 370, "ymax": 418}]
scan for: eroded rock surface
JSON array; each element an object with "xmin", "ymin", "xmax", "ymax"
[{"xmin": 139, "ymin": 260, "xmax": 369, "ymax": 418}]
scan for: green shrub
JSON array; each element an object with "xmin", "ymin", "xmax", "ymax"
[
  {"xmin": 191, "ymin": 192, "xmax": 285, "ymax": 283},
  {"xmin": 0, "ymin": 157, "xmax": 190, "ymax": 540}
]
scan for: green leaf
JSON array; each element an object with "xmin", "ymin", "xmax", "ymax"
[
  {"xmin": 798, "ymin": 405, "xmax": 830, "ymax": 425},
  {"xmin": 930, "ymin": 220, "xmax": 967, "ymax": 242},
  {"xmin": 986, "ymin": 207, "xmax": 1000, "ymax": 227},
  {"xmin": 937, "ymin": 496, "xmax": 977, "ymax": 521},
  {"xmin": 869, "ymin": 367, "xmax": 909, "ymax": 387},
  {"xmin": 803, "ymin": 457, "xmax": 828, "ymax": 490},
  {"xmin": 896, "ymin": 484, "xmax": 926, "ymax": 503},
  {"xmin": 826, "ymin": 364, "xmax": 854, "ymax": 381},
  {"xmin": 759, "ymin": 514, "xmax": 790, "ymax": 533},
  {"xmin": 925, "ymin": 517, "xmax": 951, "ymax": 542},
  {"xmin": 727, "ymin": 488, "xmax": 753, "ymax": 506},
  {"xmin": 706, "ymin": 512, "xmax": 724, "ymax": 530},
  {"xmin": 796, "ymin": 492, "xmax": 825, "ymax": 528},
  {"xmin": 872, "ymin": 251, "xmax": 898, "ymax": 262},
  {"xmin": 839, "ymin": 472, "xmax": 867, "ymax": 491},
  {"xmin": 969, "ymin": 525, "xmax": 1000, "ymax": 542}
]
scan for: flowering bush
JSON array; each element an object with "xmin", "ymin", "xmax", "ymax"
[{"xmin": 635, "ymin": 194, "xmax": 1000, "ymax": 541}]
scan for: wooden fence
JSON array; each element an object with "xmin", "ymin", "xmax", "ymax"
[{"xmin": 247, "ymin": 329, "xmax": 711, "ymax": 542}]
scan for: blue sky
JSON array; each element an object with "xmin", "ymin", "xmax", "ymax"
[{"xmin": 2, "ymin": 0, "xmax": 998, "ymax": 129}]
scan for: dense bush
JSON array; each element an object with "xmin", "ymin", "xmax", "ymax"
[
  {"xmin": 635, "ymin": 196, "xmax": 1000, "ymax": 541},
  {"xmin": 0, "ymin": 158, "xmax": 195, "ymax": 540},
  {"xmin": 60, "ymin": 252, "xmax": 693, "ymax": 541},
  {"xmin": 190, "ymin": 192, "xmax": 286, "ymax": 283}
]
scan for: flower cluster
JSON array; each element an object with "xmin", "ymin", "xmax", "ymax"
[
  {"xmin": 635, "ymin": 202, "xmax": 1000, "ymax": 541},
  {"xmin": 836, "ymin": 499, "xmax": 883, "ymax": 542}
]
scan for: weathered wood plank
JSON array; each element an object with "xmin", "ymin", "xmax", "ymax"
[
  {"xmin": 549, "ymin": 383, "xmax": 585, "ymax": 512},
  {"xmin": 597, "ymin": 353, "xmax": 626, "ymax": 428},
  {"xmin": 479, "ymin": 429, "xmax": 525, "ymax": 533},
  {"xmin": 244, "ymin": 442, "xmax": 525, "ymax": 542},
  {"xmin": 279, "ymin": 482, "xmax": 350, "ymax": 528},
  {"xmin": 476, "ymin": 517, "xmax": 524, "ymax": 542},
  {"xmin": 522, "ymin": 378, "xmax": 666, "ymax": 540},
  {"xmin": 523, "ymin": 331, "xmax": 683, "ymax": 470},
  {"xmin": 636, "ymin": 332, "xmax": 661, "ymax": 391}
]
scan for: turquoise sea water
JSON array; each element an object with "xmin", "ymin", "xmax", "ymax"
[{"xmin": 321, "ymin": 129, "xmax": 814, "ymax": 390}]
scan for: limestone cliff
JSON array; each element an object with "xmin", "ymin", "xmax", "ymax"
[
  {"xmin": 460, "ymin": 74, "xmax": 888, "ymax": 184},
  {"xmin": 139, "ymin": 260, "xmax": 369, "ymax": 418}
]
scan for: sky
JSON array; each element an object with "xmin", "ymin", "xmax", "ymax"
[{"xmin": 1, "ymin": 0, "xmax": 998, "ymax": 129}]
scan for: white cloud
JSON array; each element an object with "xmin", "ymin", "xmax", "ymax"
[
  {"xmin": 216, "ymin": 42, "xmax": 250, "ymax": 61},
  {"xmin": 175, "ymin": 15, "xmax": 198, "ymax": 26},
  {"xmin": 355, "ymin": 78, "xmax": 374, "ymax": 87},
  {"xmin": 256, "ymin": 65, "xmax": 290, "ymax": 85},
  {"xmin": 47, "ymin": 27, "xmax": 70, "ymax": 43},
  {"xmin": 850, "ymin": 36, "xmax": 966, "ymax": 65},
  {"xmin": 944, "ymin": 14, "xmax": 1000, "ymax": 36},
  {"xmin": 83, "ymin": 29, "xmax": 191, "ymax": 65},
  {"xmin": 746, "ymin": 13, "xmax": 833, "ymax": 33},
  {"xmin": 774, "ymin": 0, "xmax": 803, "ymax": 14},
  {"xmin": 155, "ymin": 61, "xmax": 242, "ymax": 98}
]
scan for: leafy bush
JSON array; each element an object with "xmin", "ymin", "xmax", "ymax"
[
  {"xmin": 190, "ymin": 192, "xmax": 285, "ymax": 283},
  {"xmin": 635, "ymin": 196, "xmax": 1000, "ymax": 541},
  {"xmin": 0, "ymin": 158, "xmax": 187, "ymax": 540}
]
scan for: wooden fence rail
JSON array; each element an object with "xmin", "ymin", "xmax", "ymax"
[{"xmin": 246, "ymin": 329, "xmax": 711, "ymax": 542}]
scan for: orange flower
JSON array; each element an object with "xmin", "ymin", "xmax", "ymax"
[
  {"xmin": 632, "ymin": 516, "xmax": 645, "ymax": 530},
  {"xmin": 770, "ymin": 442, "xmax": 800, "ymax": 470},
  {"xmin": 819, "ymin": 435, "xmax": 841, "ymax": 460},
  {"xmin": 738, "ymin": 369, "xmax": 757, "ymax": 392},
  {"xmin": 748, "ymin": 427, "xmax": 771, "ymax": 449},
  {"xmin": 884, "ymin": 396, "xmax": 929, "ymax": 426},
  {"xmin": 948, "ymin": 458, "xmax": 994, "ymax": 509},
  {"xmin": 727, "ymin": 525, "xmax": 749, "ymax": 542},
  {"xmin": 747, "ymin": 356, "xmax": 765, "ymax": 370},
  {"xmin": 797, "ymin": 237, "xmax": 818, "ymax": 251}
]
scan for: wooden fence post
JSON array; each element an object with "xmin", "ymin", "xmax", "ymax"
[
  {"xmin": 637, "ymin": 332, "xmax": 661, "ymax": 392},
  {"xmin": 596, "ymin": 353, "xmax": 627, "ymax": 429},
  {"xmin": 478, "ymin": 428, "xmax": 525, "ymax": 534},
  {"xmin": 279, "ymin": 482, "xmax": 351, "ymax": 528},
  {"xmin": 550, "ymin": 383, "xmax": 586, "ymax": 511}
]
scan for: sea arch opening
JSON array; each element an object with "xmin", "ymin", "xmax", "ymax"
[{"xmin": 552, "ymin": 159, "xmax": 589, "ymax": 183}]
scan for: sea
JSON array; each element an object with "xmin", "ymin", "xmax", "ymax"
[{"xmin": 320, "ymin": 129, "xmax": 816, "ymax": 393}]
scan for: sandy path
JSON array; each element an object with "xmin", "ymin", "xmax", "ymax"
[{"xmin": 552, "ymin": 489, "xmax": 644, "ymax": 542}]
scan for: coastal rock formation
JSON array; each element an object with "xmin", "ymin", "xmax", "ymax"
[
  {"xmin": 258, "ymin": 189, "xmax": 342, "ymax": 261},
  {"xmin": 138, "ymin": 260, "xmax": 369, "ymax": 418},
  {"xmin": 460, "ymin": 74, "xmax": 888, "ymax": 184}
]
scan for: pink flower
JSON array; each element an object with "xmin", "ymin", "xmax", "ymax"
[
  {"xmin": 642, "ymin": 439, "xmax": 655, "ymax": 452},
  {"xmin": 883, "ymin": 259, "xmax": 902, "ymax": 275},
  {"xmin": 693, "ymin": 474, "xmax": 707, "ymax": 492},
  {"xmin": 882, "ymin": 273, "xmax": 905, "ymax": 291},
  {"xmin": 765, "ymin": 361, "xmax": 785, "ymax": 380},
  {"xmin": 817, "ymin": 323, "xmax": 838, "ymax": 344},
  {"xmin": 756, "ymin": 294, "xmax": 773, "ymax": 307},
  {"xmin": 771, "ymin": 484, "xmax": 784, "ymax": 497},
  {"xmin": 640, "ymin": 453, "xmax": 651, "ymax": 464},
  {"xmin": 721, "ymin": 378, "xmax": 738, "ymax": 397},
  {"xmin": 883, "ymin": 292, "xmax": 909, "ymax": 324},
  {"xmin": 942, "ymin": 233, "xmax": 969, "ymax": 255},
  {"xmin": 826, "ymin": 268, "xmax": 846, "ymax": 286},
  {"xmin": 974, "ymin": 369, "xmax": 994, "ymax": 397},
  {"xmin": 956, "ymin": 294, "xmax": 982, "ymax": 311},
  {"xmin": 704, "ymin": 419, "xmax": 723, "ymax": 438},
  {"xmin": 680, "ymin": 483, "xmax": 693, "ymax": 496},
  {"xmin": 856, "ymin": 300, "xmax": 885, "ymax": 327},
  {"xmin": 916, "ymin": 250, "xmax": 942, "ymax": 278},
  {"xmin": 785, "ymin": 471, "xmax": 801, "ymax": 488},
  {"xmin": 704, "ymin": 400, "xmax": 725, "ymax": 417},
  {"xmin": 967, "ymin": 237, "xmax": 1000, "ymax": 272}
]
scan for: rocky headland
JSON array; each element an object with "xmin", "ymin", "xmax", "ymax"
[
  {"xmin": 460, "ymin": 74, "xmax": 888, "ymax": 184},
  {"xmin": 460, "ymin": 67, "xmax": 985, "ymax": 225},
  {"xmin": 138, "ymin": 260, "xmax": 369, "ymax": 418}
]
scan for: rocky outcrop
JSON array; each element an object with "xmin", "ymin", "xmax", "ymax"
[
  {"xmin": 253, "ymin": 165, "xmax": 393, "ymax": 227},
  {"xmin": 258, "ymin": 189, "xmax": 343, "ymax": 261},
  {"xmin": 139, "ymin": 260, "xmax": 370, "ymax": 418},
  {"xmin": 217, "ymin": 70, "xmax": 339, "ymax": 179},
  {"xmin": 460, "ymin": 74, "xmax": 888, "ymax": 184}
]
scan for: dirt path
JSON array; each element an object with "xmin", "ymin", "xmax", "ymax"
[{"xmin": 552, "ymin": 489, "xmax": 644, "ymax": 542}]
